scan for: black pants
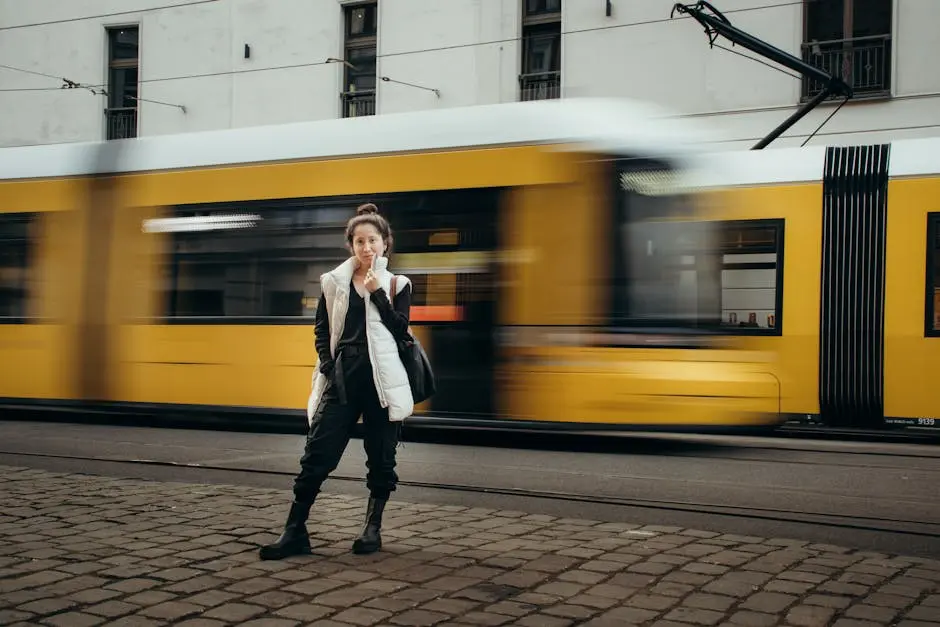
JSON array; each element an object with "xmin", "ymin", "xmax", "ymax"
[{"xmin": 293, "ymin": 345, "xmax": 402, "ymax": 504}]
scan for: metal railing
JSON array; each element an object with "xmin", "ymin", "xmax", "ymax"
[
  {"xmin": 342, "ymin": 90, "xmax": 376, "ymax": 117},
  {"xmin": 801, "ymin": 34, "xmax": 891, "ymax": 100},
  {"xmin": 106, "ymin": 107, "xmax": 137, "ymax": 139},
  {"xmin": 519, "ymin": 71, "xmax": 561, "ymax": 101}
]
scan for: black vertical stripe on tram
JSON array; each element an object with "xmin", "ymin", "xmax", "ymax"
[{"xmin": 819, "ymin": 144, "xmax": 890, "ymax": 428}]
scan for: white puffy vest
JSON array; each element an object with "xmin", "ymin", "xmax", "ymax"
[{"xmin": 306, "ymin": 256, "xmax": 414, "ymax": 425}]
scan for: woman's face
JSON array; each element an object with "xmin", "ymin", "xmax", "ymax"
[{"xmin": 351, "ymin": 223, "xmax": 386, "ymax": 268}]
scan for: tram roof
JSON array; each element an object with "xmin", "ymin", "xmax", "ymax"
[
  {"xmin": 692, "ymin": 136, "xmax": 940, "ymax": 189},
  {"xmin": 0, "ymin": 98, "xmax": 710, "ymax": 181}
]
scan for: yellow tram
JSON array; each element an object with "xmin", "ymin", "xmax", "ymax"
[{"xmin": 7, "ymin": 98, "xmax": 934, "ymax": 434}]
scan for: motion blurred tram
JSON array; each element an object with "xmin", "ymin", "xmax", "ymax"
[{"xmin": 6, "ymin": 97, "xmax": 929, "ymax": 435}]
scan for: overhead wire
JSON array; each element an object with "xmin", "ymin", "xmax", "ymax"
[
  {"xmin": 0, "ymin": 1, "xmax": 804, "ymax": 92},
  {"xmin": 712, "ymin": 44, "xmax": 803, "ymax": 81},
  {"xmin": 801, "ymin": 94, "xmax": 851, "ymax": 146},
  {"xmin": 0, "ymin": 63, "xmax": 71, "ymax": 82},
  {"xmin": 0, "ymin": 0, "xmax": 222, "ymax": 32},
  {"xmin": 0, "ymin": 64, "xmax": 103, "ymax": 93}
]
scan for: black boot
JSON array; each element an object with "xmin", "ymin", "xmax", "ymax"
[
  {"xmin": 259, "ymin": 501, "xmax": 312, "ymax": 560},
  {"xmin": 352, "ymin": 497, "xmax": 386, "ymax": 554}
]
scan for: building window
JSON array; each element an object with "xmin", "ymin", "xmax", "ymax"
[
  {"xmin": 520, "ymin": 0, "xmax": 561, "ymax": 102},
  {"xmin": 718, "ymin": 220, "xmax": 785, "ymax": 335},
  {"xmin": 0, "ymin": 213, "xmax": 36, "ymax": 321},
  {"xmin": 342, "ymin": 3, "xmax": 377, "ymax": 118},
  {"xmin": 801, "ymin": 0, "xmax": 892, "ymax": 101},
  {"xmin": 106, "ymin": 26, "xmax": 139, "ymax": 139},
  {"xmin": 927, "ymin": 214, "xmax": 940, "ymax": 337}
]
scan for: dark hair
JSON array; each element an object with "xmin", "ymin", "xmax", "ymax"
[{"xmin": 345, "ymin": 203, "xmax": 394, "ymax": 254}]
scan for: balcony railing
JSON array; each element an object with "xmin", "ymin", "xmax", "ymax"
[
  {"xmin": 106, "ymin": 107, "xmax": 137, "ymax": 140},
  {"xmin": 801, "ymin": 34, "xmax": 891, "ymax": 101},
  {"xmin": 342, "ymin": 90, "xmax": 376, "ymax": 118},
  {"xmin": 519, "ymin": 71, "xmax": 561, "ymax": 102}
]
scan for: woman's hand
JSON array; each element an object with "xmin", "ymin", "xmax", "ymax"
[{"xmin": 364, "ymin": 268, "xmax": 380, "ymax": 293}]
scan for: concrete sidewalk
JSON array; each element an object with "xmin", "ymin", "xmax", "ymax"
[{"xmin": 0, "ymin": 465, "xmax": 938, "ymax": 627}]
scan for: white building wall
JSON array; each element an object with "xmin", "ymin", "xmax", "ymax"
[
  {"xmin": 0, "ymin": 2, "xmax": 114, "ymax": 146},
  {"xmin": 228, "ymin": 1, "xmax": 345, "ymax": 127},
  {"xmin": 377, "ymin": 0, "xmax": 520, "ymax": 114},
  {"xmin": 1, "ymin": 0, "xmax": 938, "ymax": 150}
]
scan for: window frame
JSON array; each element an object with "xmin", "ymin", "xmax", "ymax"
[
  {"xmin": 926, "ymin": 212, "xmax": 940, "ymax": 338},
  {"xmin": 344, "ymin": 1, "xmax": 377, "ymax": 39},
  {"xmin": 341, "ymin": 2, "xmax": 378, "ymax": 118},
  {"xmin": 715, "ymin": 218, "xmax": 786, "ymax": 338},
  {"xmin": 522, "ymin": 22, "xmax": 561, "ymax": 75},
  {"xmin": 523, "ymin": 0, "xmax": 561, "ymax": 24},
  {"xmin": 519, "ymin": 0, "xmax": 561, "ymax": 102},
  {"xmin": 800, "ymin": 0, "xmax": 893, "ymax": 102},
  {"xmin": 105, "ymin": 25, "xmax": 140, "ymax": 140}
]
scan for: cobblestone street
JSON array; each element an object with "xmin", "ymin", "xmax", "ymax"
[{"xmin": 0, "ymin": 464, "xmax": 938, "ymax": 626}]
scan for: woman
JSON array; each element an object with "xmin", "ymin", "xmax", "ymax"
[{"xmin": 260, "ymin": 203, "xmax": 414, "ymax": 560}]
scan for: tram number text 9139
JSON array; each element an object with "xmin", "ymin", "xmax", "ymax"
[{"xmin": 917, "ymin": 418, "xmax": 937, "ymax": 427}]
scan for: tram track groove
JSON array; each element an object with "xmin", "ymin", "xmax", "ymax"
[{"xmin": 2, "ymin": 449, "xmax": 938, "ymax": 541}]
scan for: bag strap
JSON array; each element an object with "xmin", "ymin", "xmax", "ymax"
[{"xmin": 389, "ymin": 275, "xmax": 414, "ymax": 340}]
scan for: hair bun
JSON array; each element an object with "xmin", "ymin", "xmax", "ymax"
[{"xmin": 356, "ymin": 203, "xmax": 379, "ymax": 216}]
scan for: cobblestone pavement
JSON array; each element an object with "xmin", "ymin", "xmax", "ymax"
[{"xmin": 1, "ymin": 465, "xmax": 939, "ymax": 627}]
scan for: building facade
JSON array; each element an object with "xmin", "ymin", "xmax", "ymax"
[{"xmin": 1, "ymin": 0, "xmax": 937, "ymax": 150}]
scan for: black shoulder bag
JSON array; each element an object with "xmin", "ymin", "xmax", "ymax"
[{"xmin": 391, "ymin": 276, "xmax": 437, "ymax": 404}]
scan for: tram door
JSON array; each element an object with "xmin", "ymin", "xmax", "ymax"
[
  {"xmin": 384, "ymin": 188, "xmax": 501, "ymax": 419},
  {"xmin": 818, "ymin": 144, "xmax": 890, "ymax": 428}
]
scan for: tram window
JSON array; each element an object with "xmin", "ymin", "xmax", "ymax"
[
  {"xmin": 0, "ymin": 213, "xmax": 35, "ymax": 320},
  {"xmin": 610, "ymin": 162, "xmax": 723, "ymax": 329},
  {"xmin": 718, "ymin": 220, "xmax": 785, "ymax": 335},
  {"xmin": 156, "ymin": 202, "xmax": 353, "ymax": 321},
  {"xmin": 154, "ymin": 188, "xmax": 501, "ymax": 323},
  {"xmin": 927, "ymin": 213, "xmax": 940, "ymax": 336}
]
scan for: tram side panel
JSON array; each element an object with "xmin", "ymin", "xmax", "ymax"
[
  {"xmin": 704, "ymin": 183, "xmax": 824, "ymax": 421},
  {"xmin": 884, "ymin": 175, "xmax": 940, "ymax": 427},
  {"xmin": 106, "ymin": 165, "xmax": 348, "ymax": 415},
  {"xmin": 497, "ymin": 156, "xmax": 608, "ymax": 423},
  {"xmin": 103, "ymin": 201, "xmax": 253, "ymax": 409},
  {"xmin": 110, "ymin": 197, "xmax": 351, "ymax": 415},
  {"xmin": 0, "ymin": 179, "xmax": 90, "ymax": 405}
]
